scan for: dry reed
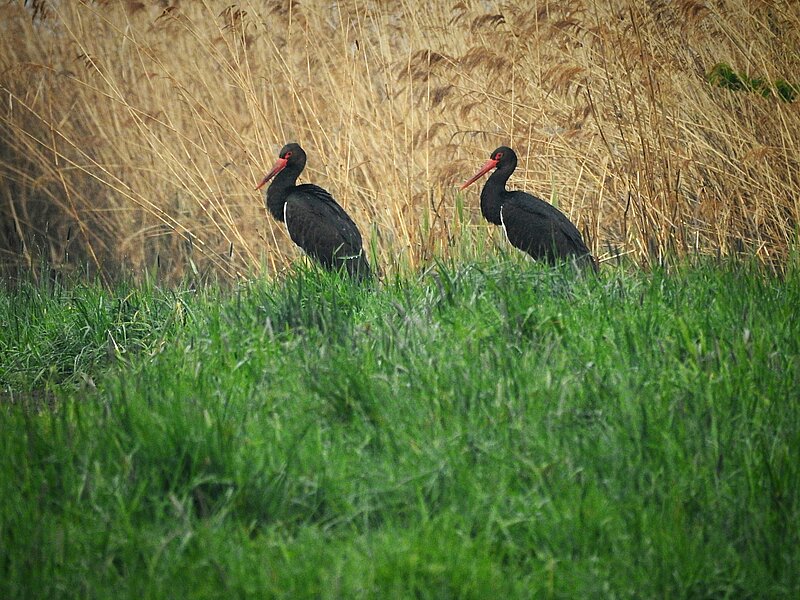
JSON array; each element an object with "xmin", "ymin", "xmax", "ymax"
[{"xmin": 1, "ymin": 0, "xmax": 798, "ymax": 281}]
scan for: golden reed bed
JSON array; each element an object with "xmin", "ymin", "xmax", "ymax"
[{"xmin": 1, "ymin": 0, "xmax": 798, "ymax": 281}]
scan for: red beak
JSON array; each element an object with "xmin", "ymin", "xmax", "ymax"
[
  {"xmin": 255, "ymin": 157, "xmax": 289, "ymax": 190},
  {"xmin": 460, "ymin": 158, "xmax": 499, "ymax": 190}
]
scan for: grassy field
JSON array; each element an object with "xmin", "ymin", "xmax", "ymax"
[
  {"xmin": 2, "ymin": 1, "xmax": 799, "ymax": 597},
  {"xmin": 2, "ymin": 259, "xmax": 799, "ymax": 598}
]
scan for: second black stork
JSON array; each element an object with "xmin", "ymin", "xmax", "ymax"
[
  {"xmin": 461, "ymin": 146, "xmax": 598, "ymax": 272},
  {"xmin": 256, "ymin": 143, "xmax": 372, "ymax": 280}
]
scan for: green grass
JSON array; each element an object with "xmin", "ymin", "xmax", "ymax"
[
  {"xmin": 1, "ymin": 259, "xmax": 799, "ymax": 599},
  {"xmin": 707, "ymin": 62, "xmax": 799, "ymax": 102}
]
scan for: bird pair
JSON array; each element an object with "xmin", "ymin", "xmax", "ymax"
[{"xmin": 256, "ymin": 143, "xmax": 597, "ymax": 280}]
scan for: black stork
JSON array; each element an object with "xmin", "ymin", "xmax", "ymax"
[
  {"xmin": 256, "ymin": 143, "xmax": 372, "ymax": 280},
  {"xmin": 461, "ymin": 146, "xmax": 598, "ymax": 272}
]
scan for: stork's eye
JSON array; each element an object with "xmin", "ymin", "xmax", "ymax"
[
  {"xmin": 495, "ymin": 152, "xmax": 503, "ymax": 160},
  {"xmin": 284, "ymin": 151, "xmax": 293, "ymax": 159}
]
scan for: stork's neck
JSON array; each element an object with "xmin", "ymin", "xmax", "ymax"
[
  {"xmin": 480, "ymin": 168, "xmax": 511, "ymax": 226},
  {"xmin": 265, "ymin": 168, "xmax": 299, "ymax": 222}
]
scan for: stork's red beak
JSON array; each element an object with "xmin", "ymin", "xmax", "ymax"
[
  {"xmin": 460, "ymin": 158, "xmax": 499, "ymax": 190},
  {"xmin": 255, "ymin": 157, "xmax": 289, "ymax": 190}
]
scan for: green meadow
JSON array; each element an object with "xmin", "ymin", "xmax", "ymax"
[
  {"xmin": 2, "ymin": 259, "xmax": 798, "ymax": 598},
  {"xmin": 3, "ymin": 2, "xmax": 799, "ymax": 596}
]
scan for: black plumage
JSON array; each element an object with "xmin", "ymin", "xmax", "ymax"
[
  {"xmin": 256, "ymin": 143, "xmax": 371, "ymax": 280},
  {"xmin": 461, "ymin": 146, "xmax": 598, "ymax": 272}
]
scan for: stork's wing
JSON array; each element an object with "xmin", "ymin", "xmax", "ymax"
[
  {"xmin": 284, "ymin": 184, "xmax": 371, "ymax": 278},
  {"xmin": 502, "ymin": 192, "xmax": 592, "ymax": 264}
]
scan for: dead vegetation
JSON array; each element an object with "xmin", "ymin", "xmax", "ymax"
[{"xmin": 1, "ymin": 0, "xmax": 798, "ymax": 282}]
